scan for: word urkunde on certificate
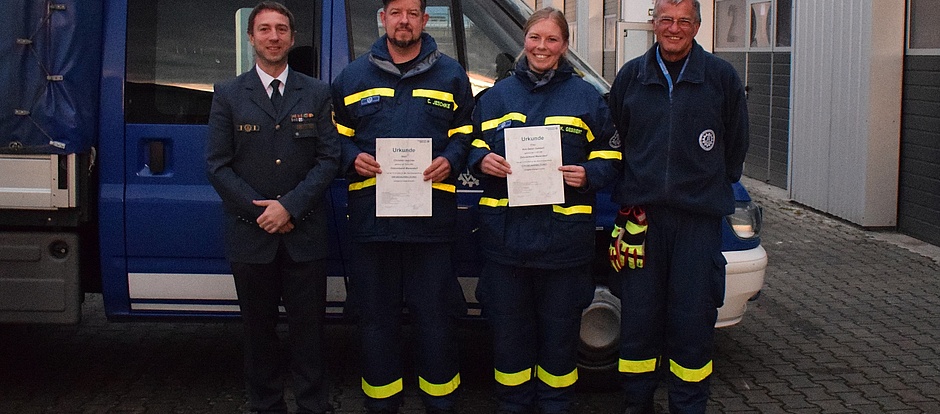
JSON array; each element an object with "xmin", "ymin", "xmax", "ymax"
[
  {"xmin": 375, "ymin": 138, "xmax": 432, "ymax": 217},
  {"xmin": 503, "ymin": 125, "xmax": 565, "ymax": 207}
]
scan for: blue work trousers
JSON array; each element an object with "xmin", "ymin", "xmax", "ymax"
[
  {"xmin": 478, "ymin": 262, "xmax": 594, "ymax": 414},
  {"xmin": 617, "ymin": 206, "xmax": 726, "ymax": 414},
  {"xmin": 348, "ymin": 241, "xmax": 465, "ymax": 412}
]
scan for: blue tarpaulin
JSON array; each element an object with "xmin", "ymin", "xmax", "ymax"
[{"xmin": 0, "ymin": 0, "xmax": 102, "ymax": 154}]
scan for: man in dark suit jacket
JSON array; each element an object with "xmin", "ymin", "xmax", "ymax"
[{"xmin": 205, "ymin": 2, "xmax": 339, "ymax": 413}]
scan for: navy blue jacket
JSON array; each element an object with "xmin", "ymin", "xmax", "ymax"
[
  {"xmin": 608, "ymin": 42, "xmax": 749, "ymax": 217},
  {"xmin": 331, "ymin": 33, "xmax": 474, "ymax": 242},
  {"xmin": 206, "ymin": 68, "xmax": 341, "ymax": 263},
  {"xmin": 469, "ymin": 58, "xmax": 620, "ymax": 268}
]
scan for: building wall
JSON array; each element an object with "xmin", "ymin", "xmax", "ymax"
[
  {"xmin": 899, "ymin": 55, "xmax": 940, "ymax": 246},
  {"xmin": 603, "ymin": 0, "xmax": 619, "ymax": 82},
  {"xmin": 720, "ymin": 51, "xmax": 790, "ymax": 189},
  {"xmin": 565, "ymin": 0, "xmax": 937, "ymax": 243},
  {"xmin": 789, "ymin": 0, "xmax": 904, "ymax": 227}
]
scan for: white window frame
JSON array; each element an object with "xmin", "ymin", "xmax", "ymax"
[
  {"xmin": 747, "ymin": 0, "xmax": 773, "ymax": 51},
  {"xmin": 907, "ymin": 0, "xmax": 940, "ymax": 55},
  {"xmin": 713, "ymin": 0, "xmax": 792, "ymax": 53},
  {"xmin": 604, "ymin": 14, "xmax": 617, "ymax": 52}
]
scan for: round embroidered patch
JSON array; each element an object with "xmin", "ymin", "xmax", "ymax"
[{"xmin": 699, "ymin": 129, "xmax": 715, "ymax": 151}]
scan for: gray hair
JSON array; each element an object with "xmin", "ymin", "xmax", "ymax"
[{"xmin": 652, "ymin": 0, "xmax": 702, "ymax": 23}]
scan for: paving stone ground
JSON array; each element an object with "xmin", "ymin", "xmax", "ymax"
[
  {"xmin": 705, "ymin": 178, "xmax": 940, "ymax": 413},
  {"xmin": 1, "ymin": 177, "xmax": 938, "ymax": 413}
]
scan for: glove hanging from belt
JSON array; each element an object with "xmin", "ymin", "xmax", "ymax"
[{"xmin": 609, "ymin": 206, "xmax": 647, "ymax": 271}]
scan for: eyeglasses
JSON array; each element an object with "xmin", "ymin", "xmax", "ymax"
[{"xmin": 655, "ymin": 16, "xmax": 697, "ymax": 29}]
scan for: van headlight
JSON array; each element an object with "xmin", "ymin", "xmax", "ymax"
[{"xmin": 726, "ymin": 201, "xmax": 762, "ymax": 239}]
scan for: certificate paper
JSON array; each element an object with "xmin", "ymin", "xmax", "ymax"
[
  {"xmin": 503, "ymin": 125, "xmax": 565, "ymax": 207},
  {"xmin": 375, "ymin": 138, "xmax": 432, "ymax": 217}
]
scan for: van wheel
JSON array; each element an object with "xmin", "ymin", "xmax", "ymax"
[{"xmin": 577, "ymin": 285, "xmax": 620, "ymax": 390}]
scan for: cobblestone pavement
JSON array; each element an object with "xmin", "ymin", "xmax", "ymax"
[
  {"xmin": 704, "ymin": 179, "xmax": 940, "ymax": 413},
  {"xmin": 1, "ymin": 177, "xmax": 939, "ymax": 413}
]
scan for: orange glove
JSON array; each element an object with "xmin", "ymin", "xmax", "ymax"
[{"xmin": 609, "ymin": 206, "xmax": 648, "ymax": 271}]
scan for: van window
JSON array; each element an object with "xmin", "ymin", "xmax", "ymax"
[
  {"xmin": 347, "ymin": 0, "xmax": 607, "ymax": 96},
  {"xmin": 346, "ymin": 3, "xmax": 468, "ymax": 67},
  {"xmin": 125, "ymin": 0, "xmax": 318, "ymax": 124},
  {"xmin": 348, "ymin": 1, "xmax": 517, "ymax": 95}
]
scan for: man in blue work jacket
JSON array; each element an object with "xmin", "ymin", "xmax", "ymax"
[
  {"xmin": 206, "ymin": 2, "xmax": 339, "ymax": 413},
  {"xmin": 330, "ymin": 0, "xmax": 474, "ymax": 413},
  {"xmin": 607, "ymin": 0, "xmax": 749, "ymax": 413}
]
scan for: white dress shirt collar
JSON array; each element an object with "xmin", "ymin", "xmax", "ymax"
[{"xmin": 256, "ymin": 65, "xmax": 288, "ymax": 98}]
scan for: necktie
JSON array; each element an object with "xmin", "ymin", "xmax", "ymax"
[{"xmin": 270, "ymin": 79, "xmax": 282, "ymax": 112}]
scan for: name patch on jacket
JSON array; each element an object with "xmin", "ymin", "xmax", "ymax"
[
  {"xmin": 424, "ymin": 98, "xmax": 453, "ymax": 111},
  {"xmin": 237, "ymin": 124, "xmax": 260, "ymax": 132},
  {"xmin": 560, "ymin": 125, "xmax": 585, "ymax": 136}
]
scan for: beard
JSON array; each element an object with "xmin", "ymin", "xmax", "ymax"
[
  {"xmin": 389, "ymin": 27, "xmax": 420, "ymax": 49},
  {"xmin": 390, "ymin": 37, "xmax": 419, "ymax": 49}
]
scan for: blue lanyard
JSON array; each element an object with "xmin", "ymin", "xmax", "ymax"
[{"xmin": 655, "ymin": 46, "xmax": 689, "ymax": 99}]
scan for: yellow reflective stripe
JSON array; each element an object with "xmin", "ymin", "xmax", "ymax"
[
  {"xmin": 536, "ymin": 365, "xmax": 578, "ymax": 388},
  {"xmin": 348, "ymin": 177, "xmax": 376, "ymax": 191},
  {"xmin": 670, "ymin": 359, "xmax": 712, "ymax": 383},
  {"xmin": 413, "ymin": 89, "xmax": 457, "ymax": 110},
  {"xmin": 449, "ymin": 124, "xmax": 473, "ymax": 137},
  {"xmin": 495, "ymin": 368, "xmax": 532, "ymax": 386},
  {"xmin": 482, "ymin": 113, "xmax": 527, "ymax": 131},
  {"xmin": 471, "ymin": 139, "xmax": 491, "ymax": 150},
  {"xmin": 625, "ymin": 221, "xmax": 646, "ymax": 235},
  {"xmin": 419, "ymin": 373, "xmax": 461, "ymax": 396},
  {"xmin": 553, "ymin": 205, "xmax": 592, "ymax": 215},
  {"xmin": 336, "ymin": 123, "xmax": 355, "ymax": 137},
  {"xmin": 619, "ymin": 358, "xmax": 658, "ymax": 374},
  {"xmin": 479, "ymin": 197, "xmax": 509, "ymax": 207},
  {"xmin": 588, "ymin": 150, "xmax": 622, "ymax": 160},
  {"xmin": 544, "ymin": 116, "xmax": 596, "ymax": 142},
  {"xmin": 349, "ymin": 178, "xmax": 452, "ymax": 193},
  {"xmin": 362, "ymin": 377, "xmax": 403, "ymax": 399},
  {"xmin": 344, "ymin": 88, "xmax": 395, "ymax": 106},
  {"xmin": 432, "ymin": 182, "xmax": 456, "ymax": 193}
]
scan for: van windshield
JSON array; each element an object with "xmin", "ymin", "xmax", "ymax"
[
  {"xmin": 347, "ymin": 0, "xmax": 609, "ymax": 96},
  {"xmin": 123, "ymin": 0, "xmax": 610, "ymax": 124}
]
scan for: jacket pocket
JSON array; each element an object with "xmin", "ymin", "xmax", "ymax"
[
  {"xmin": 422, "ymin": 103, "xmax": 455, "ymax": 121},
  {"xmin": 292, "ymin": 124, "xmax": 318, "ymax": 139},
  {"xmin": 477, "ymin": 205, "xmax": 507, "ymax": 249},
  {"xmin": 346, "ymin": 188, "xmax": 377, "ymax": 234},
  {"xmin": 548, "ymin": 211, "xmax": 594, "ymax": 260},
  {"xmin": 710, "ymin": 252, "xmax": 728, "ymax": 307},
  {"xmin": 351, "ymin": 100, "xmax": 383, "ymax": 119}
]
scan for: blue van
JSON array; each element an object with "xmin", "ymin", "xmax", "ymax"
[{"xmin": 0, "ymin": 0, "xmax": 765, "ymax": 372}]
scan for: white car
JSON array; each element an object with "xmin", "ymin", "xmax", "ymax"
[{"xmin": 577, "ymin": 185, "xmax": 767, "ymax": 373}]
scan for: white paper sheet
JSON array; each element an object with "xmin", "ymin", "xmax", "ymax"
[
  {"xmin": 503, "ymin": 125, "xmax": 565, "ymax": 207},
  {"xmin": 375, "ymin": 138, "xmax": 432, "ymax": 217}
]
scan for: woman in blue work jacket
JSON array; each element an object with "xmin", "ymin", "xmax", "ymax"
[{"xmin": 467, "ymin": 8, "xmax": 621, "ymax": 414}]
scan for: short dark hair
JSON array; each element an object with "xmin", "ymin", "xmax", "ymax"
[
  {"xmin": 382, "ymin": 0, "xmax": 427, "ymax": 12},
  {"xmin": 248, "ymin": 1, "xmax": 296, "ymax": 34}
]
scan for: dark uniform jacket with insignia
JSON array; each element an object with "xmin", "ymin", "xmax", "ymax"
[
  {"xmin": 206, "ymin": 68, "xmax": 340, "ymax": 263},
  {"xmin": 468, "ymin": 57, "xmax": 621, "ymax": 268},
  {"xmin": 609, "ymin": 42, "xmax": 749, "ymax": 217},
  {"xmin": 331, "ymin": 33, "xmax": 474, "ymax": 243}
]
